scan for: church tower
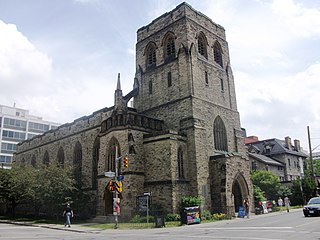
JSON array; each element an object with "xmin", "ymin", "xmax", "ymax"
[{"xmin": 134, "ymin": 2, "xmax": 251, "ymax": 214}]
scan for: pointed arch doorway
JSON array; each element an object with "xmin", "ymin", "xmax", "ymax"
[{"xmin": 232, "ymin": 173, "xmax": 249, "ymax": 213}]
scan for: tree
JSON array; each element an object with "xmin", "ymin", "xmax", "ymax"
[{"xmin": 251, "ymin": 170, "xmax": 281, "ymax": 200}]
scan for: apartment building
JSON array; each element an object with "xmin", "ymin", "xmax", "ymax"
[{"xmin": 0, "ymin": 104, "xmax": 60, "ymax": 169}]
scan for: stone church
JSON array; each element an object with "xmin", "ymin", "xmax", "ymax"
[{"xmin": 14, "ymin": 2, "xmax": 252, "ymax": 219}]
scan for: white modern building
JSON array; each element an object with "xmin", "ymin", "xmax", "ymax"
[{"xmin": 0, "ymin": 104, "xmax": 60, "ymax": 169}]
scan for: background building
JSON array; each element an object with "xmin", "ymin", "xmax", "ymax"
[
  {"xmin": 0, "ymin": 104, "xmax": 60, "ymax": 169},
  {"xmin": 246, "ymin": 136, "xmax": 307, "ymax": 182},
  {"xmin": 14, "ymin": 3, "xmax": 252, "ymax": 219}
]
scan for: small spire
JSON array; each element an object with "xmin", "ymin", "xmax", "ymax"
[{"xmin": 116, "ymin": 73, "xmax": 121, "ymax": 90}]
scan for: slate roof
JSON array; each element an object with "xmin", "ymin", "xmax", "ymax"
[
  {"xmin": 246, "ymin": 138, "xmax": 307, "ymax": 158},
  {"xmin": 249, "ymin": 153, "xmax": 285, "ymax": 166}
]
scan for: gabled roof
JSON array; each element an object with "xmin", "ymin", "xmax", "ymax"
[
  {"xmin": 246, "ymin": 138, "xmax": 307, "ymax": 158},
  {"xmin": 249, "ymin": 153, "xmax": 285, "ymax": 166}
]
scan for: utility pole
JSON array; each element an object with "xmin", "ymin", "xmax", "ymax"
[
  {"xmin": 114, "ymin": 145, "xmax": 120, "ymax": 229},
  {"xmin": 307, "ymin": 126, "xmax": 314, "ymax": 177}
]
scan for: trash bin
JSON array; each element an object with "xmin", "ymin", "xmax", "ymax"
[
  {"xmin": 180, "ymin": 206, "xmax": 201, "ymax": 225},
  {"xmin": 154, "ymin": 215, "xmax": 165, "ymax": 228}
]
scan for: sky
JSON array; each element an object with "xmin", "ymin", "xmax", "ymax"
[{"xmin": 0, "ymin": 0, "xmax": 319, "ymax": 151}]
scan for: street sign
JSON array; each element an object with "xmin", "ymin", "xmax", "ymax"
[
  {"xmin": 104, "ymin": 171, "xmax": 115, "ymax": 177},
  {"xmin": 117, "ymin": 175, "xmax": 124, "ymax": 181}
]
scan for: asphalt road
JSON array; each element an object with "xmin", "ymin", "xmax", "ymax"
[{"xmin": 1, "ymin": 208, "xmax": 319, "ymax": 240}]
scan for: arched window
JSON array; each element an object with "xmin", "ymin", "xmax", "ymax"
[
  {"xmin": 43, "ymin": 151, "xmax": 49, "ymax": 166},
  {"xmin": 197, "ymin": 32, "xmax": 207, "ymax": 58},
  {"xmin": 178, "ymin": 147, "xmax": 184, "ymax": 179},
  {"xmin": 163, "ymin": 32, "xmax": 176, "ymax": 61},
  {"xmin": 106, "ymin": 137, "xmax": 120, "ymax": 172},
  {"xmin": 213, "ymin": 116, "xmax": 228, "ymax": 151},
  {"xmin": 145, "ymin": 42, "xmax": 156, "ymax": 69},
  {"xmin": 73, "ymin": 141, "xmax": 82, "ymax": 184},
  {"xmin": 57, "ymin": 147, "xmax": 65, "ymax": 167},
  {"xmin": 92, "ymin": 137, "xmax": 100, "ymax": 189},
  {"xmin": 31, "ymin": 155, "xmax": 37, "ymax": 168},
  {"xmin": 213, "ymin": 41, "xmax": 223, "ymax": 67}
]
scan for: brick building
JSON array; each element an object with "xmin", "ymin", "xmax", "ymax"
[{"xmin": 14, "ymin": 2, "xmax": 252, "ymax": 219}]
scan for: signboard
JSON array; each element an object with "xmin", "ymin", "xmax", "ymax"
[
  {"xmin": 238, "ymin": 206, "xmax": 246, "ymax": 218},
  {"xmin": 136, "ymin": 195, "xmax": 150, "ymax": 212},
  {"xmin": 104, "ymin": 171, "xmax": 115, "ymax": 178}
]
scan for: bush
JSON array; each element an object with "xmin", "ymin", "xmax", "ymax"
[
  {"xmin": 180, "ymin": 196, "xmax": 202, "ymax": 208},
  {"xmin": 165, "ymin": 213, "xmax": 180, "ymax": 222},
  {"xmin": 129, "ymin": 214, "xmax": 152, "ymax": 223},
  {"xmin": 212, "ymin": 213, "xmax": 230, "ymax": 220},
  {"xmin": 201, "ymin": 210, "xmax": 213, "ymax": 220}
]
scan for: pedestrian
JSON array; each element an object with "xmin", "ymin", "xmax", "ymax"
[
  {"xmin": 284, "ymin": 196, "xmax": 290, "ymax": 212},
  {"xmin": 63, "ymin": 203, "xmax": 74, "ymax": 227},
  {"xmin": 277, "ymin": 197, "xmax": 283, "ymax": 212},
  {"xmin": 243, "ymin": 198, "xmax": 250, "ymax": 218}
]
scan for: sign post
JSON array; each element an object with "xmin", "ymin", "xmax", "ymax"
[{"xmin": 144, "ymin": 192, "xmax": 151, "ymax": 224}]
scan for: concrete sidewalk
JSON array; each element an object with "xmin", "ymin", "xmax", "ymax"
[{"xmin": 0, "ymin": 208, "xmax": 303, "ymax": 233}]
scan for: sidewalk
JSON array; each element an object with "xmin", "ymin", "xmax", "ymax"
[{"xmin": 0, "ymin": 208, "xmax": 302, "ymax": 233}]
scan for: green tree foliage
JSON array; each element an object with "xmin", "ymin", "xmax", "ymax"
[
  {"xmin": 253, "ymin": 185, "xmax": 266, "ymax": 203},
  {"xmin": 251, "ymin": 170, "xmax": 280, "ymax": 200},
  {"xmin": 0, "ymin": 162, "xmax": 76, "ymax": 217},
  {"xmin": 180, "ymin": 196, "xmax": 202, "ymax": 208}
]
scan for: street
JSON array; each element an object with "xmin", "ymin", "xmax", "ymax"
[{"xmin": 1, "ymin": 209, "xmax": 320, "ymax": 240}]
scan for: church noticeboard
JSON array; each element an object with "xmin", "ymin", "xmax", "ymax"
[{"xmin": 238, "ymin": 206, "xmax": 246, "ymax": 218}]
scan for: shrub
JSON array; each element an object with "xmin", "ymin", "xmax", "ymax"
[
  {"xmin": 212, "ymin": 213, "xmax": 230, "ymax": 220},
  {"xmin": 180, "ymin": 196, "xmax": 202, "ymax": 208},
  {"xmin": 201, "ymin": 210, "xmax": 212, "ymax": 220},
  {"xmin": 165, "ymin": 213, "xmax": 180, "ymax": 222}
]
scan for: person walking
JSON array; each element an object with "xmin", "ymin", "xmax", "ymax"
[
  {"xmin": 63, "ymin": 203, "xmax": 74, "ymax": 227},
  {"xmin": 243, "ymin": 198, "xmax": 250, "ymax": 218},
  {"xmin": 284, "ymin": 196, "xmax": 290, "ymax": 213},
  {"xmin": 277, "ymin": 197, "xmax": 283, "ymax": 212}
]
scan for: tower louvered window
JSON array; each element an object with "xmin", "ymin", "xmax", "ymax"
[
  {"xmin": 166, "ymin": 36, "xmax": 175, "ymax": 57},
  {"xmin": 213, "ymin": 116, "xmax": 228, "ymax": 151},
  {"xmin": 198, "ymin": 33, "xmax": 207, "ymax": 58},
  {"xmin": 146, "ymin": 44, "xmax": 156, "ymax": 68}
]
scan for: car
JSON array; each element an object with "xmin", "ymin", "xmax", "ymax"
[{"xmin": 303, "ymin": 197, "xmax": 320, "ymax": 217}]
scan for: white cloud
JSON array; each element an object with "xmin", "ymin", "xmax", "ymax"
[
  {"xmin": 271, "ymin": 0, "xmax": 320, "ymax": 37},
  {"xmin": 236, "ymin": 62, "xmax": 320, "ymax": 149},
  {"xmin": 0, "ymin": 21, "xmax": 53, "ymax": 104}
]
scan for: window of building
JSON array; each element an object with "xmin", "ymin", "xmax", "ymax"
[
  {"xmin": 163, "ymin": 33, "xmax": 176, "ymax": 62},
  {"xmin": 43, "ymin": 151, "xmax": 49, "ymax": 166},
  {"xmin": 288, "ymin": 158, "xmax": 291, "ymax": 166},
  {"xmin": 2, "ymin": 130, "xmax": 26, "ymax": 141},
  {"xmin": 220, "ymin": 78, "xmax": 224, "ymax": 91},
  {"xmin": 167, "ymin": 72, "xmax": 172, "ymax": 87},
  {"xmin": 106, "ymin": 137, "xmax": 120, "ymax": 171},
  {"xmin": 145, "ymin": 42, "xmax": 156, "ymax": 69},
  {"xmin": 197, "ymin": 32, "xmax": 207, "ymax": 58},
  {"xmin": 178, "ymin": 147, "xmax": 184, "ymax": 179},
  {"xmin": 1, "ymin": 142, "xmax": 17, "ymax": 153},
  {"xmin": 57, "ymin": 147, "xmax": 65, "ymax": 166},
  {"xmin": 213, "ymin": 41, "xmax": 223, "ymax": 67},
  {"xmin": 73, "ymin": 141, "xmax": 82, "ymax": 184},
  {"xmin": 205, "ymin": 71, "xmax": 208, "ymax": 85},
  {"xmin": 31, "ymin": 155, "xmax": 36, "ymax": 168},
  {"xmin": 149, "ymin": 81, "xmax": 153, "ymax": 94},
  {"xmin": 29, "ymin": 122, "xmax": 50, "ymax": 132},
  {"xmin": 3, "ymin": 118, "xmax": 27, "ymax": 130},
  {"xmin": 129, "ymin": 145, "xmax": 136, "ymax": 154},
  {"xmin": 213, "ymin": 116, "xmax": 228, "ymax": 151},
  {"xmin": 92, "ymin": 137, "xmax": 100, "ymax": 189},
  {"xmin": 0, "ymin": 155, "xmax": 12, "ymax": 163}
]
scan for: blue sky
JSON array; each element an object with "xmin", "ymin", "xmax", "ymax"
[{"xmin": 0, "ymin": 0, "xmax": 319, "ymax": 151}]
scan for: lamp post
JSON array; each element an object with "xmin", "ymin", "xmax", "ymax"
[
  {"xmin": 114, "ymin": 145, "xmax": 120, "ymax": 229},
  {"xmin": 307, "ymin": 126, "xmax": 315, "ymax": 177}
]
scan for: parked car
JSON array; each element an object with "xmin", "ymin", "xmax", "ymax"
[{"xmin": 303, "ymin": 197, "xmax": 320, "ymax": 217}]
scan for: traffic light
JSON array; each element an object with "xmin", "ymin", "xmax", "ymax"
[{"xmin": 123, "ymin": 156, "xmax": 129, "ymax": 168}]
